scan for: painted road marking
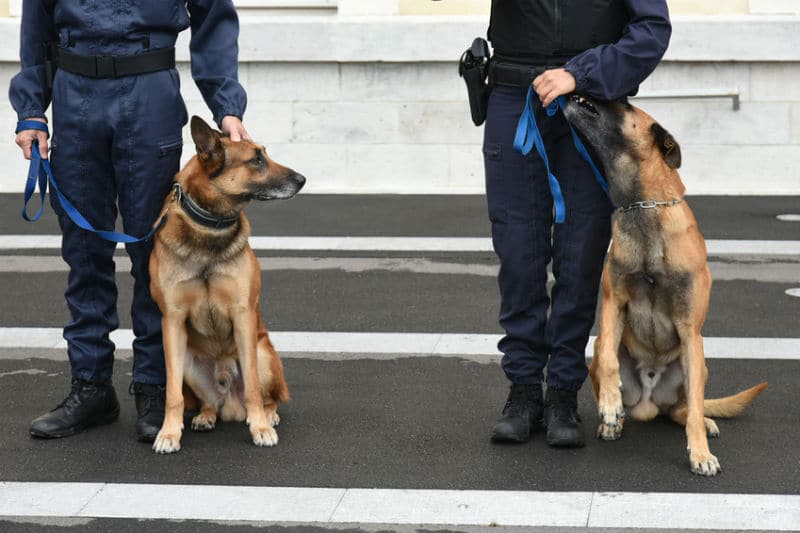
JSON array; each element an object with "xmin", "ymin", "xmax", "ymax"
[
  {"xmin": 1, "ymin": 255, "xmax": 799, "ymax": 283},
  {"xmin": 0, "ymin": 328, "xmax": 797, "ymax": 360},
  {"xmin": 0, "ymin": 482, "xmax": 797, "ymax": 530},
  {"xmin": 2, "ymin": 235, "xmax": 800, "ymax": 255}
]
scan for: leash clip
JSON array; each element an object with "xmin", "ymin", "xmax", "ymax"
[{"xmin": 171, "ymin": 182, "xmax": 183, "ymax": 203}]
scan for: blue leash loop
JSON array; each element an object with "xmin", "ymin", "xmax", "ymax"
[
  {"xmin": 513, "ymin": 89, "xmax": 611, "ymax": 223},
  {"xmin": 17, "ymin": 120, "xmax": 163, "ymax": 243}
]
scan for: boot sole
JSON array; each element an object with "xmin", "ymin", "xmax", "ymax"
[
  {"xmin": 546, "ymin": 436, "xmax": 586, "ymax": 448},
  {"xmin": 490, "ymin": 431, "xmax": 530, "ymax": 443},
  {"xmin": 545, "ymin": 428, "xmax": 586, "ymax": 448},
  {"xmin": 30, "ymin": 406, "xmax": 120, "ymax": 439},
  {"xmin": 136, "ymin": 426, "xmax": 159, "ymax": 443},
  {"xmin": 491, "ymin": 419, "xmax": 544, "ymax": 443}
]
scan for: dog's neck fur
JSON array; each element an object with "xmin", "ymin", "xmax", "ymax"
[
  {"xmin": 609, "ymin": 153, "xmax": 686, "ymax": 208},
  {"xmin": 158, "ymin": 167, "xmax": 251, "ymax": 266},
  {"xmin": 610, "ymin": 154, "xmax": 689, "ymax": 269}
]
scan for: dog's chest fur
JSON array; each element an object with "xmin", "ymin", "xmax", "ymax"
[
  {"xmin": 158, "ymin": 220, "xmax": 253, "ymax": 358},
  {"xmin": 610, "ymin": 211, "xmax": 692, "ymax": 364}
]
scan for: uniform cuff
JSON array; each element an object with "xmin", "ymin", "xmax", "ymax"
[
  {"xmin": 214, "ymin": 110, "xmax": 244, "ymax": 129},
  {"xmin": 563, "ymin": 61, "xmax": 589, "ymax": 95},
  {"xmin": 16, "ymin": 109, "xmax": 47, "ymax": 122}
]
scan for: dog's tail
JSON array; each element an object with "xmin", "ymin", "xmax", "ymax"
[{"xmin": 704, "ymin": 382, "xmax": 768, "ymax": 418}]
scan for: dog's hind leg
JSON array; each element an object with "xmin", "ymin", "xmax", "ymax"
[
  {"xmin": 669, "ymin": 403, "xmax": 720, "ymax": 438},
  {"xmin": 183, "ymin": 351, "xmax": 223, "ymax": 432}
]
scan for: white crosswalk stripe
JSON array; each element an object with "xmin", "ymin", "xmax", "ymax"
[
  {"xmin": 2, "ymin": 235, "xmax": 800, "ymax": 255},
  {"xmin": 0, "ymin": 327, "xmax": 797, "ymax": 360},
  {"xmin": 0, "ymin": 482, "xmax": 798, "ymax": 530}
]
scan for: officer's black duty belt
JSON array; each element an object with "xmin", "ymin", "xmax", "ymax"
[
  {"xmin": 56, "ymin": 47, "xmax": 175, "ymax": 79},
  {"xmin": 490, "ymin": 62, "xmax": 549, "ymax": 89}
]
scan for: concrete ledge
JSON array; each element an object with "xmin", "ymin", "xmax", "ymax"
[{"xmin": 0, "ymin": 15, "xmax": 798, "ymax": 62}]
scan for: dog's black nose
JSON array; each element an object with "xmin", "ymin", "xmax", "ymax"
[{"xmin": 292, "ymin": 173, "xmax": 306, "ymax": 188}]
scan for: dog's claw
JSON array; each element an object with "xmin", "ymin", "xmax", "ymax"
[
  {"xmin": 191, "ymin": 414, "xmax": 216, "ymax": 432},
  {"xmin": 153, "ymin": 430, "xmax": 182, "ymax": 454},
  {"xmin": 265, "ymin": 410, "xmax": 281, "ymax": 428},
  {"xmin": 251, "ymin": 426, "xmax": 279, "ymax": 447},
  {"xmin": 705, "ymin": 418, "xmax": 720, "ymax": 438},
  {"xmin": 597, "ymin": 404, "xmax": 625, "ymax": 440},
  {"xmin": 690, "ymin": 451, "xmax": 721, "ymax": 476},
  {"xmin": 597, "ymin": 421, "xmax": 623, "ymax": 440}
]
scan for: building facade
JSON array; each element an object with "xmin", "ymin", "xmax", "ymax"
[{"xmin": 0, "ymin": 0, "xmax": 798, "ymax": 194}]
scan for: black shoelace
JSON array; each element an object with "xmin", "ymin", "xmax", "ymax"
[
  {"xmin": 548, "ymin": 397, "xmax": 581, "ymax": 423},
  {"xmin": 129, "ymin": 383, "xmax": 166, "ymax": 415},
  {"xmin": 54, "ymin": 378, "xmax": 96, "ymax": 412},
  {"xmin": 503, "ymin": 386, "xmax": 536, "ymax": 417}
]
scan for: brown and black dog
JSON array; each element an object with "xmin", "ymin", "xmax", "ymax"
[
  {"xmin": 149, "ymin": 116, "xmax": 304, "ymax": 454},
  {"xmin": 562, "ymin": 96, "xmax": 766, "ymax": 476}
]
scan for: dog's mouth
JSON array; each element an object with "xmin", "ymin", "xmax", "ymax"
[
  {"xmin": 571, "ymin": 94, "xmax": 599, "ymax": 116},
  {"xmin": 252, "ymin": 173, "xmax": 306, "ymax": 201}
]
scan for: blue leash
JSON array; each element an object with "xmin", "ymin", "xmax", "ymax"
[
  {"xmin": 17, "ymin": 120, "xmax": 163, "ymax": 243},
  {"xmin": 513, "ymin": 89, "xmax": 610, "ymax": 223}
]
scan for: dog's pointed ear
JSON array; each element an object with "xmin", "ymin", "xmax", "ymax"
[
  {"xmin": 651, "ymin": 122, "xmax": 681, "ymax": 169},
  {"xmin": 191, "ymin": 116, "xmax": 223, "ymax": 162}
]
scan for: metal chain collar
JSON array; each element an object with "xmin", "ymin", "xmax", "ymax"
[{"xmin": 615, "ymin": 198, "xmax": 683, "ymax": 214}]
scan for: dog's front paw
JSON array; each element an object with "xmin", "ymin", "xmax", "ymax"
[
  {"xmin": 153, "ymin": 429, "xmax": 182, "ymax": 454},
  {"xmin": 689, "ymin": 449, "xmax": 721, "ymax": 476},
  {"xmin": 597, "ymin": 404, "xmax": 625, "ymax": 441},
  {"xmin": 251, "ymin": 425, "xmax": 279, "ymax": 447}
]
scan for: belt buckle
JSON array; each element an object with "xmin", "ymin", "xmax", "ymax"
[{"xmin": 95, "ymin": 55, "xmax": 116, "ymax": 78}]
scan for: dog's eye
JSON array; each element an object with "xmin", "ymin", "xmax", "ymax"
[{"xmin": 249, "ymin": 151, "xmax": 265, "ymax": 166}]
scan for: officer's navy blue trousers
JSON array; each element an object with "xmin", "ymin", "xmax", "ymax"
[
  {"xmin": 49, "ymin": 69, "xmax": 187, "ymax": 385},
  {"xmin": 483, "ymin": 86, "xmax": 613, "ymax": 391}
]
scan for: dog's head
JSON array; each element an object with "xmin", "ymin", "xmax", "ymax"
[
  {"xmin": 187, "ymin": 116, "xmax": 305, "ymax": 207},
  {"xmin": 561, "ymin": 95, "xmax": 681, "ymax": 191}
]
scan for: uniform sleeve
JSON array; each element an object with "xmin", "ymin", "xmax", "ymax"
[
  {"xmin": 563, "ymin": 0, "xmax": 671, "ymax": 101},
  {"xmin": 8, "ymin": 0, "xmax": 57, "ymax": 121},
  {"xmin": 188, "ymin": 0, "xmax": 248, "ymax": 127}
]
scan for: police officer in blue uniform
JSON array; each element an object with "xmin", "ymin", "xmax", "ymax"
[
  {"xmin": 484, "ymin": 0, "xmax": 672, "ymax": 447},
  {"xmin": 11, "ymin": 0, "xmax": 250, "ymax": 442}
]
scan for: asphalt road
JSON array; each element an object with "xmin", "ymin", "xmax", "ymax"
[{"xmin": 0, "ymin": 193, "xmax": 798, "ymax": 532}]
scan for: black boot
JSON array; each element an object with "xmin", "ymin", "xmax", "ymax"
[
  {"xmin": 491, "ymin": 383, "xmax": 544, "ymax": 443},
  {"xmin": 30, "ymin": 378, "xmax": 120, "ymax": 439},
  {"xmin": 544, "ymin": 387, "xmax": 585, "ymax": 448},
  {"xmin": 131, "ymin": 382, "xmax": 166, "ymax": 443}
]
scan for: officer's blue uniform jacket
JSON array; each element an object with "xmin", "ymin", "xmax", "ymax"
[
  {"xmin": 8, "ymin": 0, "xmax": 248, "ymax": 385},
  {"xmin": 563, "ymin": 0, "xmax": 671, "ymax": 101},
  {"xmin": 10, "ymin": 0, "xmax": 246, "ymax": 125}
]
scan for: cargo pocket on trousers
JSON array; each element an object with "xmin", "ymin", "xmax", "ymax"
[{"xmin": 483, "ymin": 142, "xmax": 506, "ymax": 223}]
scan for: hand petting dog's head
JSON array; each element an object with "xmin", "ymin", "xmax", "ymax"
[{"xmin": 190, "ymin": 116, "xmax": 306, "ymax": 204}]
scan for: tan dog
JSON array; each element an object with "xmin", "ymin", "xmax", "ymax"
[
  {"xmin": 149, "ymin": 116, "xmax": 305, "ymax": 454},
  {"xmin": 562, "ymin": 96, "xmax": 766, "ymax": 476}
]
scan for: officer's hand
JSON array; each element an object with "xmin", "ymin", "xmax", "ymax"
[
  {"xmin": 221, "ymin": 115, "xmax": 251, "ymax": 142},
  {"xmin": 533, "ymin": 68, "xmax": 576, "ymax": 107},
  {"xmin": 15, "ymin": 117, "xmax": 49, "ymax": 160}
]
